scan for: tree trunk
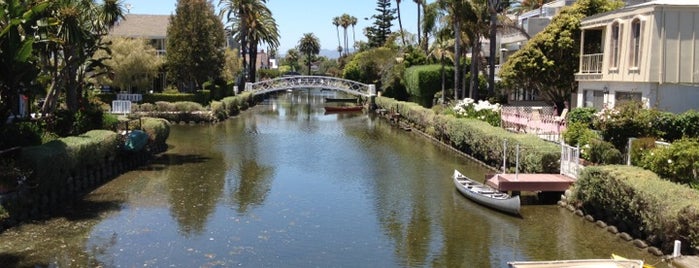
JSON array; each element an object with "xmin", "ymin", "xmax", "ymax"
[
  {"xmin": 417, "ymin": 1, "xmax": 421, "ymax": 51},
  {"xmin": 453, "ymin": 20, "xmax": 461, "ymax": 100},
  {"xmin": 248, "ymin": 43, "xmax": 258, "ymax": 83},
  {"xmin": 440, "ymin": 54, "xmax": 446, "ymax": 104},
  {"xmin": 469, "ymin": 40, "xmax": 480, "ymax": 100},
  {"xmin": 488, "ymin": 10, "xmax": 497, "ymax": 98},
  {"xmin": 397, "ymin": 1, "xmax": 406, "ymax": 46}
]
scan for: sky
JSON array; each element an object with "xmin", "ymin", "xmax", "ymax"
[{"xmin": 124, "ymin": 0, "xmax": 431, "ymax": 54}]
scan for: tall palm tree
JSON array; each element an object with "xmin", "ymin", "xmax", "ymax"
[
  {"xmin": 422, "ymin": 2, "xmax": 440, "ymax": 55},
  {"xmin": 220, "ymin": 0, "xmax": 279, "ymax": 83},
  {"xmin": 349, "ymin": 15, "xmax": 358, "ymax": 52},
  {"xmin": 332, "ymin": 16, "xmax": 342, "ymax": 58},
  {"xmin": 428, "ymin": 27, "xmax": 455, "ymax": 104},
  {"xmin": 340, "ymin": 13, "xmax": 351, "ymax": 56},
  {"xmin": 437, "ymin": 0, "xmax": 466, "ymax": 100},
  {"xmin": 395, "ymin": 0, "xmax": 406, "ymax": 46},
  {"xmin": 413, "ymin": 0, "xmax": 423, "ymax": 51},
  {"xmin": 487, "ymin": 0, "xmax": 511, "ymax": 97},
  {"xmin": 297, "ymin": 33, "xmax": 320, "ymax": 75}
]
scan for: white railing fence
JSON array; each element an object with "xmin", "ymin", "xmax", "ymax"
[
  {"xmin": 561, "ymin": 141, "xmax": 581, "ymax": 179},
  {"xmin": 116, "ymin": 93, "xmax": 142, "ymax": 102},
  {"xmin": 111, "ymin": 100, "xmax": 132, "ymax": 114}
]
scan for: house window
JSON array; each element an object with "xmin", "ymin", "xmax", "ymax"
[
  {"xmin": 629, "ymin": 19, "xmax": 642, "ymax": 68},
  {"xmin": 615, "ymin": 91, "xmax": 642, "ymax": 105},
  {"xmin": 583, "ymin": 90, "xmax": 605, "ymax": 110},
  {"xmin": 610, "ymin": 22, "xmax": 621, "ymax": 69}
]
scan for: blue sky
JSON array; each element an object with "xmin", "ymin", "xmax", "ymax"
[{"xmin": 125, "ymin": 0, "xmax": 430, "ymax": 53}]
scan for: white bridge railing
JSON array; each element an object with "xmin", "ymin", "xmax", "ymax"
[
  {"xmin": 116, "ymin": 93, "xmax": 143, "ymax": 102},
  {"xmin": 245, "ymin": 76, "xmax": 375, "ymax": 97},
  {"xmin": 111, "ymin": 100, "xmax": 132, "ymax": 114}
]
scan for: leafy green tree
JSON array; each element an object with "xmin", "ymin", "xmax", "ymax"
[
  {"xmin": 298, "ymin": 33, "xmax": 320, "ymax": 75},
  {"xmin": 366, "ymin": 0, "xmax": 396, "ymax": 48},
  {"xmin": 40, "ymin": 0, "xmax": 125, "ymax": 113},
  {"xmin": 223, "ymin": 48, "xmax": 243, "ymax": 82},
  {"xmin": 92, "ymin": 37, "xmax": 162, "ymax": 93},
  {"xmin": 499, "ymin": 0, "xmax": 623, "ymax": 110},
  {"xmin": 0, "ymin": 0, "xmax": 49, "ymax": 122},
  {"xmin": 167, "ymin": 0, "xmax": 225, "ymax": 92}
]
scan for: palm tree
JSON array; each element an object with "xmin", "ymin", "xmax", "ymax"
[
  {"xmin": 298, "ymin": 33, "xmax": 320, "ymax": 75},
  {"xmin": 437, "ymin": 0, "xmax": 466, "ymax": 100},
  {"xmin": 428, "ymin": 27, "xmax": 455, "ymax": 104},
  {"xmin": 349, "ymin": 15, "xmax": 358, "ymax": 52},
  {"xmin": 220, "ymin": 0, "xmax": 279, "ymax": 83},
  {"xmin": 284, "ymin": 48, "xmax": 300, "ymax": 72},
  {"xmin": 422, "ymin": 2, "xmax": 440, "ymax": 55},
  {"xmin": 340, "ymin": 13, "xmax": 351, "ymax": 56},
  {"xmin": 486, "ymin": 0, "xmax": 511, "ymax": 97},
  {"xmin": 395, "ymin": 0, "xmax": 406, "ymax": 46},
  {"xmin": 41, "ymin": 0, "xmax": 125, "ymax": 113},
  {"xmin": 333, "ymin": 16, "xmax": 342, "ymax": 58},
  {"xmin": 413, "ymin": 0, "xmax": 423, "ymax": 51}
]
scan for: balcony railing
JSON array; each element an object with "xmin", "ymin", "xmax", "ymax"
[{"xmin": 580, "ymin": 53, "xmax": 603, "ymax": 74}]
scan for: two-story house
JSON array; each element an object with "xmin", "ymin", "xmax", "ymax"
[{"xmin": 575, "ymin": 0, "xmax": 699, "ymax": 113}]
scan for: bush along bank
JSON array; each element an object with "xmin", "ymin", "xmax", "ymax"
[
  {"xmin": 375, "ymin": 96, "xmax": 560, "ymax": 173},
  {"xmin": 128, "ymin": 91, "xmax": 257, "ymax": 124},
  {"xmin": 0, "ymin": 117, "xmax": 171, "ymax": 230},
  {"xmin": 565, "ymin": 165, "xmax": 699, "ymax": 255}
]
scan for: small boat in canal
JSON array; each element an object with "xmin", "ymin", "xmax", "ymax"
[
  {"xmin": 453, "ymin": 169, "xmax": 520, "ymax": 215},
  {"xmin": 324, "ymin": 105, "xmax": 364, "ymax": 112},
  {"xmin": 324, "ymin": 97, "xmax": 358, "ymax": 103},
  {"xmin": 508, "ymin": 258, "xmax": 646, "ymax": 268}
]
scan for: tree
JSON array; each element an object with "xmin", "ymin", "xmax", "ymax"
[
  {"xmin": 167, "ymin": 0, "xmax": 225, "ymax": 92},
  {"xmin": 365, "ymin": 0, "xmax": 396, "ymax": 48},
  {"xmin": 499, "ymin": 0, "xmax": 622, "ymax": 109},
  {"xmin": 220, "ymin": 0, "xmax": 279, "ymax": 84},
  {"xmin": 298, "ymin": 33, "xmax": 320, "ymax": 75},
  {"xmin": 487, "ymin": 0, "xmax": 512, "ymax": 97},
  {"xmin": 284, "ymin": 48, "xmax": 300, "ymax": 72},
  {"xmin": 349, "ymin": 16, "xmax": 358, "ymax": 51},
  {"xmin": 395, "ymin": 0, "xmax": 406, "ymax": 46},
  {"xmin": 92, "ymin": 37, "xmax": 162, "ymax": 93},
  {"xmin": 223, "ymin": 48, "xmax": 243, "ymax": 82},
  {"xmin": 333, "ymin": 16, "xmax": 342, "ymax": 58},
  {"xmin": 40, "ymin": 0, "xmax": 125, "ymax": 113},
  {"xmin": 0, "ymin": 0, "xmax": 49, "ymax": 122}
]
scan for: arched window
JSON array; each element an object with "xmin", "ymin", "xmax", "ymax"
[
  {"xmin": 610, "ymin": 22, "xmax": 621, "ymax": 69},
  {"xmin": 629, "ymin": 19, "xmax": 642, "ymax": 68}
]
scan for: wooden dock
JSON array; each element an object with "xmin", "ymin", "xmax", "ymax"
[{"xmin": 485, "ymin": 173, "xmax": 575, "ymax": 192}]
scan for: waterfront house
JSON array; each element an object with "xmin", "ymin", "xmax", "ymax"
[{"xmin": 574, "ymin": 0, "xmax": 699, "ymax": 113}]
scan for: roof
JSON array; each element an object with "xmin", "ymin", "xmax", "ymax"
[
  {"xmin": 109, "ymin": 14, "xmax": 170, "ymax": 39},
  {"xmin": 634, "ymin": 0, "xmax": 699, "ymax": 6}
]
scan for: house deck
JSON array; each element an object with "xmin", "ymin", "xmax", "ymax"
[{"xmin": 485, "ymin": 173, "xmax": 576, "ymax": 192}]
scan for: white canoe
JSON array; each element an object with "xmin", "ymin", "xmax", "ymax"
[
  {"xmin": 508, "ymin": 258, "xmax": 646, "ymax": 268},
  {"xmin": 453, "ymin": 169, "xmax": 521, "ymax": 215}
]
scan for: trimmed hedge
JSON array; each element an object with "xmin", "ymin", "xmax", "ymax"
[
  {"xmin": 18, "ymin": 130, "xmax": 118, "ymax": 193},
  {"xmin": 404, "ymin": 64, "xmax": 454, "ymax": 107},
  {"xmin": 375, "ymin": 97, "xmax": 560, "ymax": 173},
  {"xmin": 17, "ymin": 118, "xmax": 170, "ymax": 195},
  {"xmin": 570, "ymin": 165, "xmax": 699, "ymax": 252}
]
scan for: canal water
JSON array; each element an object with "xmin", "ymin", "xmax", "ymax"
[{"xmin": 0, "ymin": 90, "xmax": 668, "ymax": 267}]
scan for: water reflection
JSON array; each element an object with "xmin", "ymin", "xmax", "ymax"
[{"xmin": 0, "ymin": 89, "xmax": 670, "ymax": 267}]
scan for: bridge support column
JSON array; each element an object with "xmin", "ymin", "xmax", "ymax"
[{"xmin": 368, "ymin": 84, "xmax": 377, "ymax": 107}]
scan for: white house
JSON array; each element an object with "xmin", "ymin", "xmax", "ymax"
[{"xmin": 574, "ymin": 0, "xmax": 699, "ymax": 113}]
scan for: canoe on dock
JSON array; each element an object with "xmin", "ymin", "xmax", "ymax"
[{"xmin": 453, "ymin": 169, "xmax": 520, "ymax": 215}]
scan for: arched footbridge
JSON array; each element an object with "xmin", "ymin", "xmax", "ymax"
[{"xmin": 245, "ymin": 76, "xmax": 376, "ymax": 99}]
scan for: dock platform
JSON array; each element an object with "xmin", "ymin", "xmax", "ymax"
[{"xmin": 486, "ymin": 173, "xmax": 575, "ymax": 192}]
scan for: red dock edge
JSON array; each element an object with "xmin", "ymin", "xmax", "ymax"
[{"xmin": 485, "ymin": 174, "xmax": 576, "ymax": 192}]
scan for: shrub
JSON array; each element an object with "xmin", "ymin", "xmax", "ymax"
[
  {"xmin": 674, "ymin": 110, "xmax": 699, "ymax": 140},
  {"xmin": 155, "ymin": 101, "xmax": 175, "ymax": 112},
  {"xmin": 210, "ymin": 101, "xmax": 227, "ymax": 121},
  {"xmin": 639, "ymin": 138, "xmax": 699, "ymax": 185},
  {"xmin": 138, "ymin": 103, "xmax": 156, "ymax": 112},
  {"xmin": 571, "ymin": 165, "xmax": 699, "ymax": 252},
  {"xmin": 563, "ymin": 121, "xmax": 599, "ymax": 147},
  {"xmin": 586, "ymin": 138, "xmax": 622, "ymax": 165},
  {"xmin": 173, "ymin": 101, "xmax": 204, "ymax": 113},
  {"xmin": 629, "ymin": 137, "xmax": 657, "ymax": 166},
  {"xmin": 566, "ymin": 107, "xmax": 596, "ymax": 127},
  {"xmin": 0, "ymin": 121, "xmax": 43, "ymax": 150},
  {"xmin": 593, "ymin": 101, "xmax": 663, "ymax": 150},
  {"xmin": 451, "ymin": 98, "xmax": 501, "ymax": 127},
  {"xmin": 403, "ymin": 64, "xmax": 454, "ymax": 106}
]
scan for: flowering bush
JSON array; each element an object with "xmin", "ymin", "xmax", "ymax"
[{"xmin": 452, "ymin": 98, "xmax": 501, "ymax": 126}]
